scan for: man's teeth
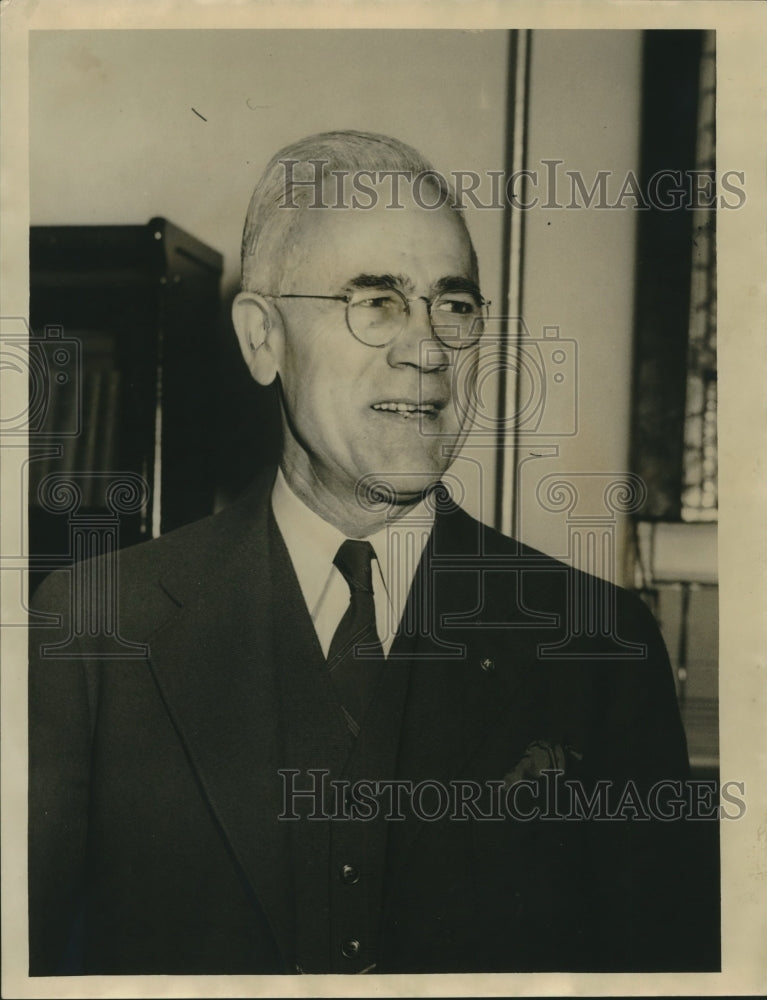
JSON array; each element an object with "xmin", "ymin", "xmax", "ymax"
[{"xmin": 372, "ymin": 402, "xmax": 437, "ymax": 414}]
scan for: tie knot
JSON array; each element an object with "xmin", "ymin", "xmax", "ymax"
[{"xmin": 334, "ymin": 539, "xmax": 376, "ymax": 594}]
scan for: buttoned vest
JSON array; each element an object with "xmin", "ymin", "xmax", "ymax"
[{"xmin": 268, "ymin": 513, "xmax": 418, "ymax": 974}]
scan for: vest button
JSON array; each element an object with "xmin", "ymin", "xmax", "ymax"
[
  {"xmin": 341, "ymin": 938, "xmax": 361, "ymax": 959},
  {"xmin": 340, "ymin": 863, "xmax": 360, "ymax": 884}
]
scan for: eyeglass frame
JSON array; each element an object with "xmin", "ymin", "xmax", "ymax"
[{"xmin": 261, "ymin": 287, "xmax": 491, "ymax": 350}]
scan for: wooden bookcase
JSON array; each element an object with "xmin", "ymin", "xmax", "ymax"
[{"xmin": 28, "ymin": 218, "xmax": 223, "ymax": 594}]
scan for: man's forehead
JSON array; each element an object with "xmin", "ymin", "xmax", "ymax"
[{"xmin": 282, "ymin": 188, "xmax": 476, "ymax": 284}]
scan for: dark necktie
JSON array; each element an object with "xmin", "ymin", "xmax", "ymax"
[{"xmin": 327, "ymin": 539, "xmax": 385, "ymax": 735}]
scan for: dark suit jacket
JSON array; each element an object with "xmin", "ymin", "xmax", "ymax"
[{"xmin": 28, "ymin": 474, "xmax": 719, "ymax": 975}]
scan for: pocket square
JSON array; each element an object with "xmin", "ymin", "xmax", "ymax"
[{"xmin": 502, "ymin": 739, "xmax": 583, "ymax": 787}]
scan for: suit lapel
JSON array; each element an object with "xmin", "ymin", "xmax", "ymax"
[
  {"xmin": 144, "ymin": 480, "xmax": 296, "ymax": 969},
  {"xmin": 395, "ymin": 504, "xmax": 550, "ymax": 782},
  {"xmin": 386, "ymin": 504, "xmax": 566, "ymax": 873}
]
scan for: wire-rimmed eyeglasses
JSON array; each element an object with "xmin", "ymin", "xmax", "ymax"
[{"xmin": 263, "ymin": 285, "xmax": 490, "ymax": 349}]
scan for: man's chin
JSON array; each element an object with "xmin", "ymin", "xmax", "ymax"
[{"xmin": 353, "ymin": 470, "xmax": 449, "ymax": 515}]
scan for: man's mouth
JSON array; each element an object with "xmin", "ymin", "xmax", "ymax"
[{"xmin": 370, "ymin": 400, "xmax": 442, "ymax": 419}]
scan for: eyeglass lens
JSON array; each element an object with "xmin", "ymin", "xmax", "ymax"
[{"xmin": 346, "ymin": 287, "xmax": 484, "ymax": 349}]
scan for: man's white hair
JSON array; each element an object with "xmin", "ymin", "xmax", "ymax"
[{"xmin": 239, "ymin": 129, "xmax": 478, "ymax": 291}]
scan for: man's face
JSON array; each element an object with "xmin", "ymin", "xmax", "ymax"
[{"xmin": 271, "ymin": 185, "xmax": 480, "ymax": 510}]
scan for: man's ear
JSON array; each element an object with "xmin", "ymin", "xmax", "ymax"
[{"xmin": 231, "ymin": 291, "xmax": 282, "ymax": 386}]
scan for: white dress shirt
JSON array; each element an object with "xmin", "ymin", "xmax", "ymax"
[{"xmin": 271, "ymin": 468, "xmax": 434, "ymax": 657}]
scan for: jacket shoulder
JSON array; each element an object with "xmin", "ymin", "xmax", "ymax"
[
  {"xmin": 450, "ymin": 505, "xmax": 658, "ymax": 636},
  {"xmin": 30, "ymin": 478, "xmax": 271, "ymax": 637}
]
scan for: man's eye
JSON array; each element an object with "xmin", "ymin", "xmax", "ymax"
[
  {"xmin": 434, "ymin": 296, "xmax": 478, "ymax": 316},
  {"xmin": 353, "ymin": 293, "xmax": 399, "ymax": 310}
]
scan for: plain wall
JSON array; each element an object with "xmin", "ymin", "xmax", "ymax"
[
  {"xmin": 511, "ymin": 30, "xmax": 644, "ymax": 583},
  {"xmin": 30, "ymin": 30, "xmax": 508, "ymax": 298}
]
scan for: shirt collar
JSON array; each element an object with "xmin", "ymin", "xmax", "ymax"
[{"xmin": 271, "ymin": 467, "xmax": 434, "ymax": 612}]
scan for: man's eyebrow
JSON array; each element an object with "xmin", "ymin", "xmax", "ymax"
[
  {"xmin": 432, "ymin": 275, "xmax": 483, "ymax": 299},
  {"xmin": 346, "ymin": 273, "xmax": 413, "ymax": 292},
  {"xmin": 345, "ymin": 273, "xmax": 482, "ymax": 299}
]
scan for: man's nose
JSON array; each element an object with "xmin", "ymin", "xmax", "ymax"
[{"xmin": 385, "ymin": 298, "xmax": 450, "ymax": 371}]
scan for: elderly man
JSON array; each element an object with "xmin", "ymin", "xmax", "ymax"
[{"xmin": 29, "ymin": 130, "xmax": 715, "ymax": 976}]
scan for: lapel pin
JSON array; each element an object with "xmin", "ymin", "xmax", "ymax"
[{"xmin": 479, "ymin": 657, "xmax": 495, "ymax": 673}]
